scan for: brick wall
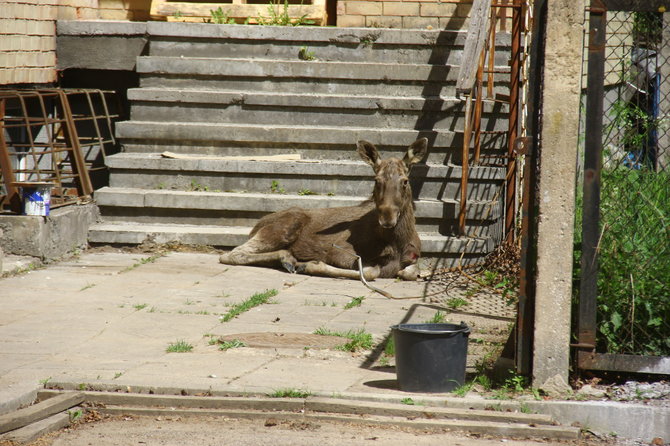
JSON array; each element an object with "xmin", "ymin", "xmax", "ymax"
[
  {"xmin": 0, "ymin": 0, "xmax": 152, "ymax": 86},
  {"xmin": 336, "ymin": 0, "xmax": 471, "ymax": 29},
  {"xmin": 336, "ymin": 0, "xmax": 513, "ymax": 31},
  {"xmin": 1, "ymin": 0, "xmax": 58, "ymax": 84}
]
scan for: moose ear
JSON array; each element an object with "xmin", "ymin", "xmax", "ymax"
[
  {"xmin": 402, "ymin": 138, "xmax": 428, "ymax": 167},
  {"xmin": 357, "ymin": 140, "xmax": 381, "ymax": 169}
]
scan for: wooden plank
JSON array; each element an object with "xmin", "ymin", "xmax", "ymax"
[
  {"xmin": 38, "ymin": 390, "xmax": 305, "ymax": 412},
  {"xmin": 456, "ymin": 0, "xmax": 492, "ymax": 93},
  {"xmin": 579, "ymin": 352, "xmax": 670, "ymax": 375},
  {"xmin": 0, "ymin": 392, "xmax": 84, "ymax": 435},
  {"xmin": 161, "ymin": 151, "xmax": 303, "ymax": 161},
  {"xmin": 0, "ymin": 412, "xmax": 70, "ymax": 444}
]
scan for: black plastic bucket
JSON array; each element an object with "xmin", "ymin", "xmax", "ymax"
[{"xmin": 391, "ymin": 322, "xmax": 470, "ymax": 393}]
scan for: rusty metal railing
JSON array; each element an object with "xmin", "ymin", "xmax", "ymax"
[
  {"xmin": 455, "ymin": 0, "xmax": 524, "ymax": 242},
  {"xmin": 0, "ymin": 89, "xmax": 119, "ymax": 213}
]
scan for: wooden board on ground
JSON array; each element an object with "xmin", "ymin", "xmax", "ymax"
[{"xmin": 0, "ymin": 392, "xmax": 84, "ymax": 434}]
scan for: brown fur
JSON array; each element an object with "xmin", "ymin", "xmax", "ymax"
[{"xmin": 219, "ymin": 138, "xmax": 428, "ymax": 281}]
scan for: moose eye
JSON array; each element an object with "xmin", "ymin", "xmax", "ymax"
[{"xmin": 402, "ymin": 178, "xmax": 409, "ymax": 187}]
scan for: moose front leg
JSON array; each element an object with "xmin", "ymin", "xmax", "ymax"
[
  {"xmin": 298, "ymin": 261, "xmax": 380, "ymax": 281},
  {"xmin": 219, "ymin": 237, "xmax": 299, "ymax": 273}
]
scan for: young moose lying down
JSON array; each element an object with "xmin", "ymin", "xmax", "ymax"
[{"xmin": 219, "ymin": 138, "xmax": 429, "ymax": 281}]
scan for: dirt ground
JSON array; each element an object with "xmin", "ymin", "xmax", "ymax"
[{"xmin": 20, "ymin": 415, "xmax": 615, "ymax": 446}]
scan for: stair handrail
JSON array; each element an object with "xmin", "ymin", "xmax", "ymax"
[{"xmin": 456, "ymin": 0, "xmax": 495, "ymax": 236}]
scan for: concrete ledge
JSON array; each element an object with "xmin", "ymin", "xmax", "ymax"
[
  {"xmin": 105, "ymin": 153, "xmax": 505, "ymax": 181},
  {"xmin": 57, "ymin": 20, "xmax": 148, "ymax": 36},
  {"xmin": 0, "ymin": 203, "xmax": 99, "ymax": 261},
  {"xmin": 115, "ymin": 121, "xmax": 461, "ymax": 148},
  {"xmin": 128, "ymin": 87, "xmax": 508, "ymax": 114},
  {"xmin": 57, "ymin": 21, "xmax": 147, "ymax": 71},
  {"xmin": 93, "ymin": 187, "xmax": 500, "ymax": 221},
  {"xmin": 145, "ymin": 21, "xmax": 511, "ymax": 47},
  {"xmin": 136, "ymin": 56, "xmax": 481, "ymax": 82}
]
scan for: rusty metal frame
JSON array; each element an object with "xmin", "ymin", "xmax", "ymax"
[
  {"xmin": 575, "ymin": 1, "xmax": 670, "ymax": 376},
  {"xmin": 515, "ymin": 0, "xmax": 545, "ymax": 376},
  {"xmin": 0, "ymin": 89, "xmax": 119, "ymax": 212}
]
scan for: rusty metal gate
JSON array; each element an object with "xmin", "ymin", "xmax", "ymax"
[{"xmin": 576, "ymin": 0, "xmax": 670, "ymax": 375}]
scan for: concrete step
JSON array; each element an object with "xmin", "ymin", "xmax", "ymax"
[
  {"xmin": 93, "ymin": 186, "xmax": 502, "ymax": 238},
  {"xmin": 137, "ymin": 56, "xmax": 511, "ymax": 97},
  {"xmin": 115, "ymin": 121, "xmax": 509, "ymax": 165},
  {"xmin": 87, "ymin": 221, "xmax": 495, "ymax": 263},
  {"xmin": 128, "ymin": 88, "xmax": 509, "ymax": 132},
  {"xmin": 106, "ymin": 152, "xmax": 506, "ymax": 202},
  {"xmin": 147, "ymin": 22, "xmax": 512, "ymax": 66}
]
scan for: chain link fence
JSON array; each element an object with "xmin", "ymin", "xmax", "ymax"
[{"xmin": 578, "ymin": 9, "xmax": 670, "ymax": 360}]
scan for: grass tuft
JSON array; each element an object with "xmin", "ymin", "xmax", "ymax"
[
  {"xmin": 166, "ymin": 340, "xmax": 194, "ymax": 353},
  {"xmin": 220, "ymin": 289, "xmax": 278, "ymax": 322},
  {"xmin": 218, "ymin": 339, "xmax": 246, "ymax": 351},
  {"xmin": 268, "ymin": 388, "xmax": 311, "ymax": 398},
  {"xmin": 314, "ymin": 327, "xmax": 373, "ymax": 352}
]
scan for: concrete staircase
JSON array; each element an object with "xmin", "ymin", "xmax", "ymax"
[{"xmin": 89, "ymin": 22, "xmax": 511, "ymax": 267}]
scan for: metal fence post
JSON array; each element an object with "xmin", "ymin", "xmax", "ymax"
[{"xmin": 577, "ymin": 1, "xmax": 607, "ymax": 365}]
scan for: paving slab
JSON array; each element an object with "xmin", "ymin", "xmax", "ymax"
[{"xmin": 2, "ymin": 250, "xmax": 667, "ymax": 442}]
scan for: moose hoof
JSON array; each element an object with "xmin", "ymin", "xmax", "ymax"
[
  {"xmin": 362, "ymin": 266, "xmax": 380, "ymax": 281},
  {"xmin": 281, "ymin": 261, "xmax": 297, "ymax": 274},
  {"xmin": 397, "ymin": 264, "xmax": 420, "ymax": 281}
]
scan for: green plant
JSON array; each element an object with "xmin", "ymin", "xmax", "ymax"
[
  {"xmin": 133, "ymin": 303, "xmax": 148, "ymax": 311},
  {"xmin": 220, "ymin": 289, "xmax": 279, "ymax": 322},
  {"xmin": 297, "ymin": 188, "xmax": 317, "ymax": 196},
  {"xmin": 120, "ymin": 253, "xmax": 164, "ymax": 273},
  {"xmin": 210, "ymin": 6, "xmax": 236, "ymax": 24},
  {"xmin": 39, "ymin": 377, "xmax": 52, "ymax": 388},
  {"xmin": 344, "ymin": 296, "xmax": 365, "ymax": 309},
  {"xmin": 269, "ymin": 388, "xmax": 311, "ymax": 398},
  {"xmin": 519, "ymin": 403, "xmax": 532, "ymax": 414},
  {"xmin": 313, "ymin": 327, "xmax": 373, "ymax": 352},
  {"xmin": 575, "ymin": 169, "xmax": 670, "ymax": 355},
  {"xmin": 451, "ymin": 382, "xmax": 473, "ymax": 397},
  {"xmin": 425, "ymin": 310, "xmax": 447, "ymax": 324},
  {"xmin": 79, "ymin": 283, "xmax": 96, "ymax": 292},
  {"xmin": 400, "ymin": 397, "xmax": 415, "ymax": 405},
  {"xmin": 504, "ymin": 373, "xmax": 528, "ymax": 393},
  {"xmin": 218, "ymin": 339, "xmax": 246, "ymax": 350},
  {"xmin": 445, "ymin": 297, "xmax": 468, "ymax": 310},
  {"xmin": 270, "ymin": 180, "xmax": 286, "ymax": 194},
  {"xmin": 166, "ymin": 340, "xmax": 194, "ymax": 353},
  {"xmin": 189, "ymin": 179, "xmax": 209, "ymax": 192},
  {"xmin": 383, "ymin": 337, "xmax": 395, "ymax": 356},
  {"xmin": 68, "ymin": 409, "xmax": 84, "ymax": 422},
  {"xmin": 298, "ymin": 46, "xmax": 316, "ymax": 61},
  {"xmin": 474, "ymin": 374, "xmax": 492, "ymax": 391},
  {"xmin": 114, "ymin": 372, "xmax": 123, "ymax": 379},
  {"xmin": 257, "ymin": 0, "xmax": 314, "ymax": 26}
]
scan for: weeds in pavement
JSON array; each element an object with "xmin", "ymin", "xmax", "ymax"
[
  {"xmin": 313, "ymin": 327, "xmax": 373, "ymax": 352},
  {"xmin": 268, "ymin": 388, "xmax": 311, "ymax": 398},
  {"xmin": 220, "ymin": 289, "xmax": 278, "ymax": 322},
  {"xmin": 166, "ymin": 340, "xmax": 194, "ymax": 353}
]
